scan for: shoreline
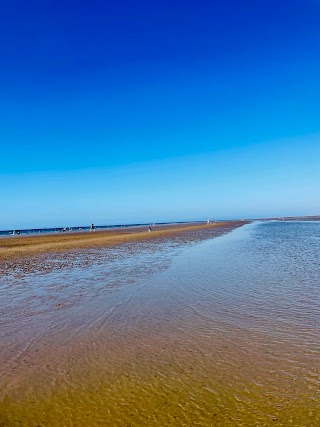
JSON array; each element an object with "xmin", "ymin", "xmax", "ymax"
[{"xmin": 0, "ymin": 221, "xmax": 247, "ymax": 261}]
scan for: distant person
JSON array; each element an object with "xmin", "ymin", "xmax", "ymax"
[
  {"xmin": 17, "ymin": 230, "xmax": 20, "ymax": 235},
  {"xmin": 148, "ymin": 226, "xmax": 152, "ymax": 232},
  {"xmin": 90, "ymin": 223, "xmax": 95, "ymax": 232}
]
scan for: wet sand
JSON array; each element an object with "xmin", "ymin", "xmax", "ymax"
[
  {"xmin": 1, "ymin": 220, "xmax": 319, "ymax": 426},
  {"xmin": 0, "ymin": 222, "xmax": 235, "ymax": 261}
]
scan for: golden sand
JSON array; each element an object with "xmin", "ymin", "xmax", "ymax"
[{"xmin": 0, "ymin": 222, "xmax": 238, "ymax": 261}]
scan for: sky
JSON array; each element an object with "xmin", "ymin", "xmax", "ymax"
[{"xmin": 1, "ymin": 0, "xmax": 320, "ymax": 229}]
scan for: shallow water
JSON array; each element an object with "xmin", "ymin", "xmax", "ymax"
[{"xmin": 0, "ymin": 221, "xmax": 320, "ymax": 426}]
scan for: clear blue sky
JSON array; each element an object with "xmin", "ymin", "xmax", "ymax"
[{"xmin": 1, "ymin": 0, "xmax": 320, "ymax": 229}]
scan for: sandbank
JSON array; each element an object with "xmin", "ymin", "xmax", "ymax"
[{"xmin": 0, "ymin": 221, "xmax": 244, "ymax": 261}]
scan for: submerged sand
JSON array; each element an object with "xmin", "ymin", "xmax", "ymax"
[{"xmin": 1, "ymin": 220, "xmax": 319, "ymax": 426}]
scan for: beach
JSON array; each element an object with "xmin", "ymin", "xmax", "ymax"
[{"xmin": 1, "ymin": 220, "xmax": 319, "ymax": 426}]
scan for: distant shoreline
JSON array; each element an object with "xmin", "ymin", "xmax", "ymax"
[{"xmin": 0, "ymin": 221, "xmax": 246, "ymax": 261}]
